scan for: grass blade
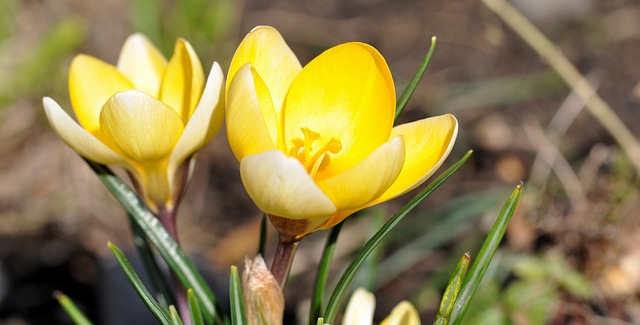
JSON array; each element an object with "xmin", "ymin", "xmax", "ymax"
[
  {"xmin": 309, "ymin": 222, "xmax": 343, "ymax": 325},
  {"xmin": 53, "ymin": 291, "xmax": 94, "ymax": 325},
  {"xmin": 108, "ymin": 242, "xmax": 172, "ymax": 325},
  {"xmin": 85, "ymin": 160, "xmax": 221, "ymax": 324},
  {"xmin": 170, "ymin": 305, "xmax": 185, "ymax": 325},
  {"xmin": 434, "ymin": 253, "xmax": 470, "ymax": 325},
  {"xmin": 188, "ymin": 289, "xmax": 205, "ymax": 325},
  {"xmin": 258, "ymin": 214, "xmax": 267, "ymax": 256},
  {"xmin": 395, "ymin": 36, "xmax": 438, "ymax": 120},
  {"xmin": 229, "ymin": 266, "xmax": 247, "ymax": 325},
  {"xmin": 449, "ymin": 183, "xmax": 523, "ymax": 324},
  {"xmin": 128, "ymin": 212, "xmax": 175, "ymax": 309},
  {"xmin": 323, "ymin": 150, "xmax": 473, "ymax": 323}
]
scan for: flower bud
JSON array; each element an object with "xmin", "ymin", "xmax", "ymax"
[{"xmin": 242, "ymin": 255, "xmax": 284, "ymax": 325}]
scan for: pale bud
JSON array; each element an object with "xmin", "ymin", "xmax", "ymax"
[{"xmin": 243, "ymin": 255, "xmax": 285, "ymax": 325}]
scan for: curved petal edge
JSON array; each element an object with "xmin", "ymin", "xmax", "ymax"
[{"xmin": 240, "ymin": 150, "xmax": 336, "ymax": 220}]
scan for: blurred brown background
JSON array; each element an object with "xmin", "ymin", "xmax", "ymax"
[{"xmin": 0, "ymin": 0, "xmax": 639, "ymax": 324}]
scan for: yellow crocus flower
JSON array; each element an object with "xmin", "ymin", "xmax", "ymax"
[
  {"xmin": 43, "ymin": 34, "xmax": 224, "ymax": 214},
  {"xmin": 226, "ymin": 26, "xmax": 457, "ymax": 237},
  {"xmin": 344, "ymin": 288, "xmax": 421, "ymax": 325}
]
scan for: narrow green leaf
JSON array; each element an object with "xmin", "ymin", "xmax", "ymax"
[
  {"xmin": 188, "ymin": 289, "xmax": 205, "ymax": 325},
  {"xmin": 54, "ymin": 291, "xmax": 94, "ymax": 325},
  {"xmin": 323, "ymin": 150, "xmax": 473, "ymax": 323},
  {"xmin": 309, "ymin": 222, "xmax": 343, "ymax": 325},
  {"xmin": 360, "ymin": 211, "xmax": 385, "ymax": 291},
  {"xmin": 258, "ymin": 214, "xmax": 268, "ymax": 256},
  {"xmin": 85, "ymin": 160, "xmax": 221, "ymax": 324},
  {"xmin": 449, "ymin": 183, "xmax": 523, "ymax": 325},
  {"xmin": 169, "ymin": 305, "xmax": 185, "ymax": 325},
  {"xmin": 108, "ymin": 242, "xmax": 172, "ymax": 325},
  {"xmin": 395, "ymin": 36, "xmax": 438, "ymax": 120},
  {"xmin": 434, "ymin": 253, "xmax": 471, "ymax": 325},
  {"xmin": 128, "ymin": 212, "xmax": 175, "ymax": 309},
  {"xmin": 230, "ymin": 266, "xmax": 247, "ymax": 325}
]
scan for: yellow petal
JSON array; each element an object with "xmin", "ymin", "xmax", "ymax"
[
  {"xmin": 317, "ymin": 137, "xmax": 404, "ymax": 211},
  {"xmin": 282, "ymin": 42, "xmax": 395, "ymax": 181},
  {"xmin": 69, "ymin": 54, "xmax": 134, "ymax": 134},
  {"xmin": 226, "ymin": 64, "xmax": 278, "ymax": 160},
  {"xmin": 227, "ymin": 25, "xmax": 302, "ymax": 118},
  {"xmin": 132, "ymin": 161, "xmax": 172, "ymax": 213},
  {"xmin": 168, "ymin": 62, "xmax": 225, "ymax": 181},
  {"xmin": 343, "ymin": 288, "xmax": 376, "ymax": 325},
  {"xmin": 99, "ymin": 90, "xmax": 184, "ymax": 162},
  {"xmin": 42, "ymin": 97, "xmax": 128, "ymax": 166},
  {"xmin": 159, "ymin": 38, "xmax": 205, "ymax": 124},
  {"xmin": 380, "ymin": 301, "xmax": 421, "ymax": 325},
  {"xmin": 240, "ymin": 150, "xmax": 336, "ymax": 220},
  {"xmin": 117, "ymin": 33, "xmax": 168, "ymax": 97},
  {"xmin": 376, "ymin": 114, "xmax": 458, "ymax": 203}
]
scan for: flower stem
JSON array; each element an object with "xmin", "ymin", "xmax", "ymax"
[
  {"xmin": 157, "ymin": 208, "xmax": 190, "ymax": 325},
  {"xmin": 271, "ymin": 233, "xmax": 300, "ymax": 289}
]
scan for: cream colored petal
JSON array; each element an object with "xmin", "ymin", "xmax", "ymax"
[
  {"xmin": 375, "ymin": 114, "xmax": 458, "ymax": 203},
  {"xmin": 69, "ymin": 54, "xmax": 134, "ymax": 134},
  {"xmin": 226, "ymin": 64, "xmax": 278, "ymax": 160},
  {"xmin": 159, "ymin": 38, "xmax": 205, "ymax": 124},
  {"xmin": 240, "ymin": 150, "xmax": 336, "ymax": 220},
  {"xmin": 99, "ymin": 90, "xmax": 184, "ymax": 162},
  {"xmin": 380, "ymin": 301, "xmax": 421, "ymax": 325},
  {"xmin": 343, "ymin": 288, "xmax": 376, "ymax": 325},
  {"xmin": 317, "ymin": 137, "xmax": 404, "ymax": 211},
  {"xmin": 227, "ymin": 25, "xmax": 301, "ymax": 118},
  {"xmin": 117, "ymin": 33, "xmax": 168, "ymax": 97},
  {"xmin": 42, "ymin": 97, "xmax": 128, "ymax": 166},
  {"xmin": 167, "ymin": 62, "xmax": 224, "ymax": 183},
  {"xmin": 282, "ymin": 42, "xmax": 395, "ymax": 181}
]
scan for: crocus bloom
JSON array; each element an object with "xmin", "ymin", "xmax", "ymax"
[
  {"xmin": 344, "ymin": 288, "xmax": 421, "ymax": 325},
  {"xmin": 226, "ymin": 26, "xmax": 457, "ymax": 237},
  {"xmin": 43, "ymin": 34, "xmax": 224, "ymax": 213}
]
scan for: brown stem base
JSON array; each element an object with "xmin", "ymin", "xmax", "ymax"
[{"xmin": 271, "ymin": 233, "xmax": 300, "ymax": 289}]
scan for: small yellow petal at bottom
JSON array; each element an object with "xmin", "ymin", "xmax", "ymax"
[{"xmin": 380, "ymin": 301, "xmax": 421, "ymax": 325}]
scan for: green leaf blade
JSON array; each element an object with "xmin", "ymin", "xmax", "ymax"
[
  {"xmin": 108, "ymin": 242, "xmax": 172, "ymax": 325},
  {"xmin": 395, "ymin": 36, "xmax": 438, "ymax": 120},
  {"xmin": 169, "ymin": 305, "xmax": 185, "ymax": 325},
  {"xmin": 323, "ymin": 150, "xmax": 473, "ymax": 323},
  {"xmin": 449, "ymin": 183, "xmax": 523, "ymax": 324},
  {"xmin": 434, "ymin": 252, "xmax": 471, "ymax": 325},
  {"xmin": 229, "ymin": 266, "xmax": 247, "ymax": 325},
  {"xmin": 54, "ymin": 291, "xmax": 94, "ymax": 325},
  {"xmin": 309, "ymin": 222, "xmax": 343, "ymax": 325},
  {"xmin": 188, "ymin": 289, "xmax": 205, "ymax": 325},
  {"xmin": 128, "ymin": 212, "xmax": 175, "ymax": 309},
  {"xmin": 85, "ymin": 160, "xmax": 220, "ymax": 324}
]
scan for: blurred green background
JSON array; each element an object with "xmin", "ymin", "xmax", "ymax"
[{"xmin": 0, "ymin": 0, "xmax": 639, "ymax": 324}]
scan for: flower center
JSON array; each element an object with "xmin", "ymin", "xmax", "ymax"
[{"xmin": 289, "ymin": 127, "xmax": 342, "ymax": 178}]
